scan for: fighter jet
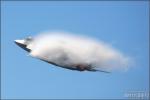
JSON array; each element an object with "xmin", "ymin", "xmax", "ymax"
[{"xmin": 14, "ymin": 37, "xmax": 109, "ymax": 73}]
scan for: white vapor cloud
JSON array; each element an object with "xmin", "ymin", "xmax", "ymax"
[{"xmin": 27, "ymin": 31, "xmax": 131, "ymax": 72}]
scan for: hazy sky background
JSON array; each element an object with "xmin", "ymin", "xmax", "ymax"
[{"xmin": 1, "ymin": 1, "xmax": 149, "ymax": 99}]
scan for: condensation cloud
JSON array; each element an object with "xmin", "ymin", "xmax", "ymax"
[{"xmin": 27, "ymin": 31, "xmax": 131, "ymax": 72}]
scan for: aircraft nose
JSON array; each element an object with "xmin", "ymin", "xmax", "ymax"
[
  {"xmin": 14, "ymin": 39, "xmax": 24, "ymax": 44},
  {"xmin": 14, "ymin": 39, "xmax": 31, "ymax": 52},
  {"xmin": 14, "ymin": 39, "xmax": 26, "ymax": 47}
]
